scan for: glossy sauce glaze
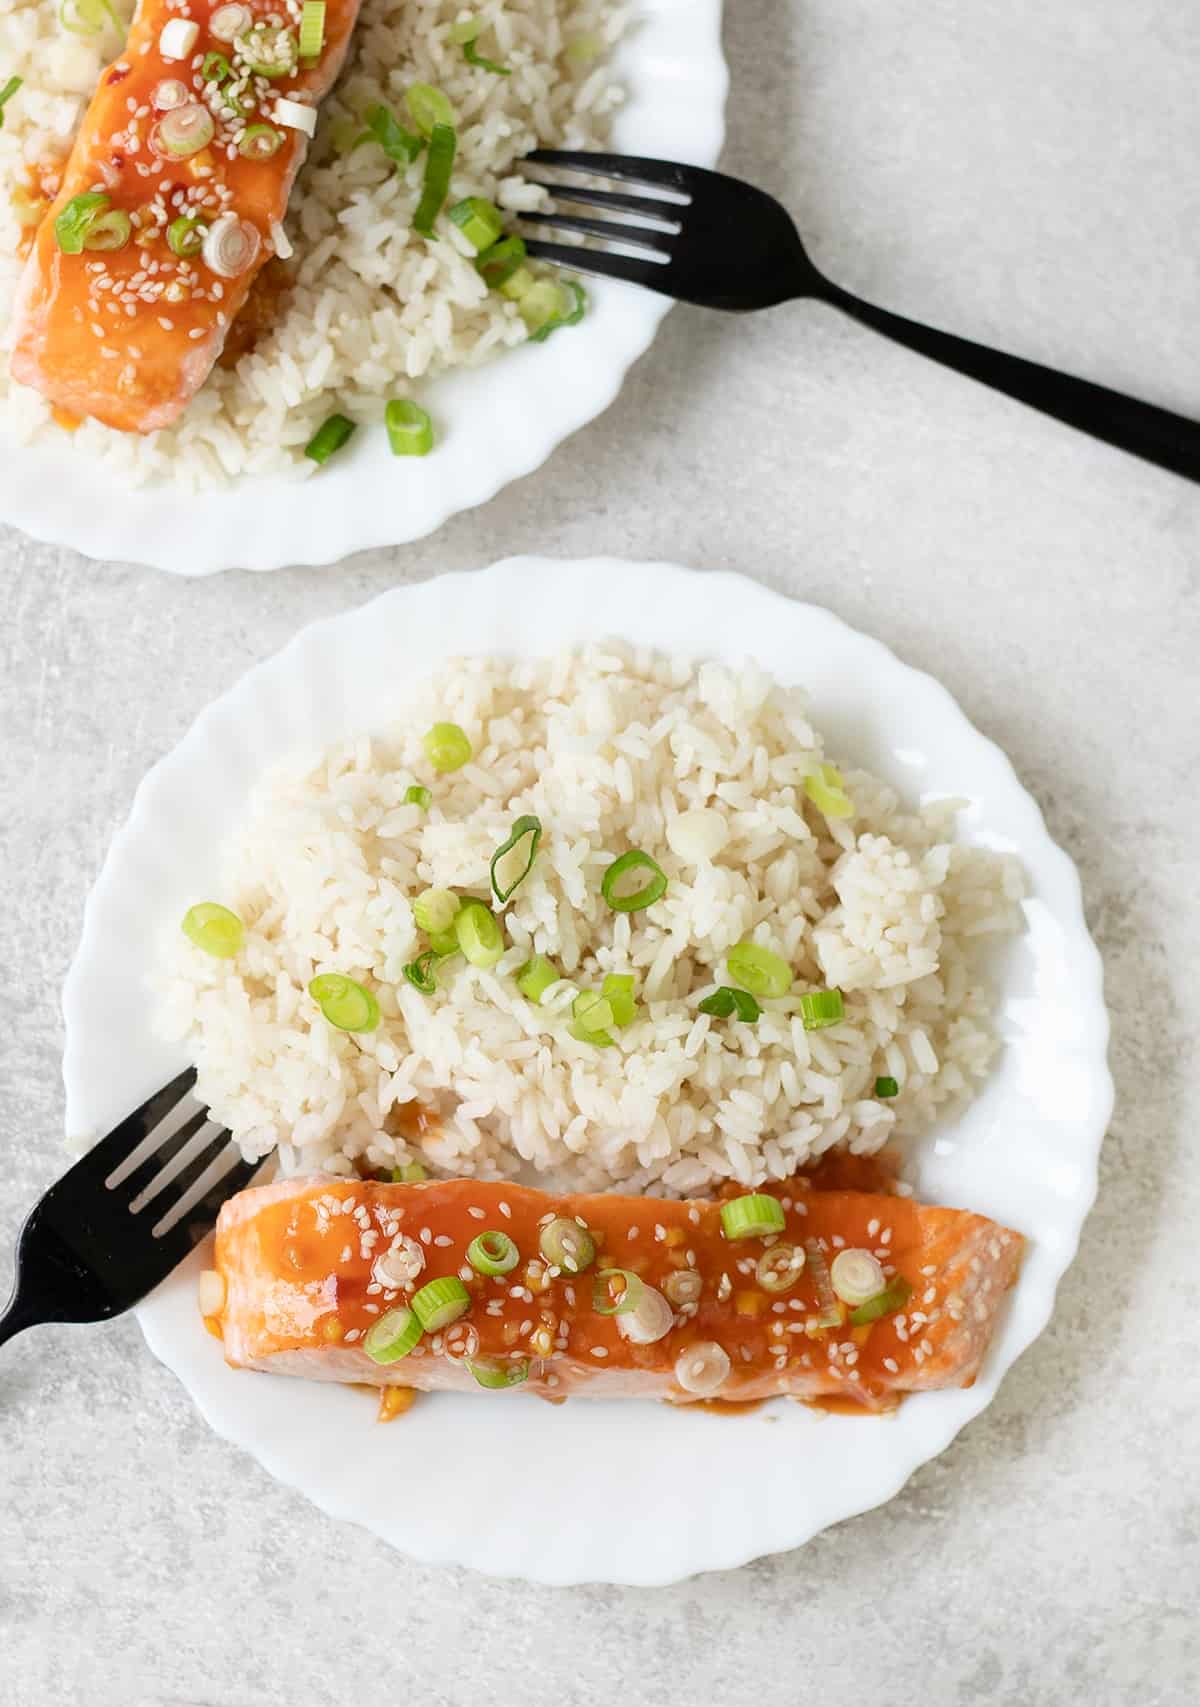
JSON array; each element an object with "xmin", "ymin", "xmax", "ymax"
[
  {"xmin": 214, "ymin": 1174, "xmax": 1023, "ymax": 1412},
  {"xmin": 11, "ymin": 0, "xmax": 363, "ymax": 431}
]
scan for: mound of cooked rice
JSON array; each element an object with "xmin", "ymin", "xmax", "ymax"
[
  {"xmin": 156, "ymin": 645, "xmax": 1026, "ymax": 1195},
  {"xmin": 0, "ymin": 0, "xmax": 623, "ymax": 487}
]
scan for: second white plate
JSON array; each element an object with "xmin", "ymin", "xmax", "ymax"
[{"xmin": 62, "ymin": 557, "xmax": 1112, "ymax": 1583}]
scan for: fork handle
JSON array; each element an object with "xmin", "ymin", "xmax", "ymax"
[
  {"xmin": 817, "ymin": 281, "xmax": 1200, "ymax": 483},
  {"xmin": 0, "ymin": 1292, "xmax": 36, "ymax": 1348}
]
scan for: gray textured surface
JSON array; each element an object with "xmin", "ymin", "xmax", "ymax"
[{"xmin": 2, "ymin": 0, "xmax": 1199, "ymax": 1701}]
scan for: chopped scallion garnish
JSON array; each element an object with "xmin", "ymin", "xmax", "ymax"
[
  {"xmin": 522, "ymin": 278, "xmax": 586, "ymax": 342},
  {"xmin": 490, "ymin": 813, "xmax": 542, "ymax": 902},
  {"xmin": 463, "ymin": 37, "xmax": 510, "ymax": 74},
  {"xmin": 798, "ymin": 988, "xmax": 844, "ymax": 1030},
  {"xmin": 454, "ymin": 898, "xmax": 504, "ymax": 968},
  {"xmin": 804, "ymin": 762, "xmax": 854, "ymax": 820},
  {"xmin": 298, "ymin": 0, "xmax": 326, "ymax": 61},
  {"xmin": 600, "ymin": 973, "xmax": 637, "ymax": 1028},
  {"xmin": 81, "ymin": 209, "xmax": 131, "ymax": 252},
  {"xmin": 538, "ymin": 1217, "xmax": 595, "ymax": 1274},
  {"xmin": 181, "ymin": 902, "xmax": 244, "ymax": 959},
  {"xmin": 874, "ymin": 1075, "xmax": 899, "ymax": 1099},
  {"xmin": 466, "ymin": 1230, "xmax": 520, "ymax": 1276},
  {"xmin": 515, "ymin": 953, "xmax": 558, "ymax": 1003},
  {"xmin": 466, "ymin": 1355, "xmax": 528, "ymax": 1388},
  {"xmin": 0, "ymin": 74, "xmax": 22, "ymax": 128},
  {"xmin": 404, "ymin": 784, "xmax": 432, "ymax": 810},
  {"xmin": 422, "ymin": 720, "xmax": 471, "ymax": 771},
  {"xmin": 600, "ymin": 849, "xmax": 668, "ymax": 913},
  {"xmin": 402, "ymin": 950, "xmax": 440, "ymax": 995},
  {"xmin": 698, "ymin": 985, "xmax": 762, "ymax": 1023},
  {"xmin": 386, "ymin": 398, "xmax": 434, "ymax": 456},
  {"xmin": 449, "ymin": 16, "xmax": 481, "ymax": 43},
  {"xmin": 201, "ymin": 51, "xmax": 232, "ymax": 84},
  {"xmin": 304, "ymin": 413, "xmax": 355, "ymax": 465},
  {"xmin": 475, "ymin": 234, "xmax": 526, "ymax": 290},
  {"xmin": 391, "ymin": 1161, "xmax": 428, "ymax": 1182},
  {"xmin": 719, "ymin": 1193, "xmax": 786, "ymax": 1240},
  {"xmin": 756, "ymin": 1243, "xmax": 806, "ymax": 1292},
  {"xmin": 405, "ymin": 82, "xmax": 454, "ymax": 136},
  {"xmin": 412, "ymin": 120, "xmax": 456, "ymax": 236},
  {"xmin": 592, "ymin": 1268, "xmax": 644, "ymax": 1316},
  {"xmin": 238, "ymin": 22, "xmax": 298, "ymax": 78},
  {"xmin": 363, "ymin": 1305, "xmax": 422, "ymax": 1363},
  {"xmin": 410, "ymin": 1275, "xmax": 470, "ymax": 1331},
  {"xmin": 572, "ymin": 990, "xmax": 614, "ymax": 1036},
  {"xmin": 53, "ymin": 191, "xmax": 110, "ymax": 255},
  {"xmin": 412, "ymin": 888, "xmax": 459, "ymax": 933},
  {"xmin": 449, "ymin": 195, "xmax": 504, "ymax": 252},
  {"xmin": 308, "ymin": 972, "xmax": 380, "ymax": 1032},
  {"xmin": 848, "ymin": 1277, "xmax": 912, "ymax": 1326},
  {"xmin": 238, "ymin": 123, "xmax": 283, "ymax": 159},
  {"xmin": 357, "ymin": 103, "xmax": 423, "ymax": 165},
  {"xmin": 58, "ymin": 0, "xmax": 117, "ymax": 36},
  {"xmin": 830, "ymin": 1249, "xmax": 887, "ymax": 1308},
  {"xmin": 725, "ymin": 941, "xmax": 792, "ymax": 999},
  {"xmin": 167, "ymin": 214, "xmax": 207, "ymax": 257}
]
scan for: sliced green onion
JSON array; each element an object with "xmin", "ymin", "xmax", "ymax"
[
  {"xmin": 405, "ymin": 82, "xmax": 454, "ymax": 137},
  {"xmin": 155, "ymin": 102, "xmax": 215, "ymax": 159},
  {"xmin": 449, "ymin": 16, "xmax": 481, "ymax": 43},
  {"xmin": 698, "ymin": 985, "xmax": 762, "ymax": 1023},
  {"xmin": 308, "ymin": 972, "xmax": 380, "ymax": 1032},
  {"xmin": 181, "ymin": 902, "xmax": 244, "ymax": 959},
  {"xmin": 539, "ymin": 1216, "xmax": 595, "ymax": 1274},
  {"xmin": 466, "ymin": 1355, "xmax": 528, "ymax": 1388},
  {"xmin": 363, "ymin": 1306, "xmax": 422, "ymax": 1364},
  {"xmin": 568, "ymin": 1019, "xmax": 615, "ymax": 1047},
  {"xmin": 412, "ymin": 120, "xmax": 456, "ymax": 236},
  {"xmin": 82, "ymin": 209, "xmax": 131, "ymax": 252},
  {"xmin": 238, "ymin": 23, "xmax": 298, "ymax": 78},
  {"xmin": 572, "ymin": 991, "xmax": 614, "ymax": 1036},
  {"xmin": 298, "ymin": 0, "xmax": 325, "ymax": 61},
  {"xmin": 515, "ymin": 953, "xmax": 558, "ymax": 1003},
  {"xmin": 463, "ymin": 38, "xmax": 510, "ymax": 74},
  {"xmin": 411, "ymin": 1275, "xmax": 471, "ymax": 1331},
  {"xmin": 201, "ymin": 51, "xmax": 232, "ymax": 83},
  {"xmin": 475, "ymin": 233, "xmax": 526, "ymax": 290},
  {"xmin": 405, "ymin": 783, "xmax": 432, "ymax": 810},
  {"xmin": 592, "ymin": 1268, "xmax": 644, "ymax": 1316},
  {"xmin": 719, "ymin": 1193, "xmax": 786, "ymax": 1240},
  {"xmin": 386, "ymin": 398, "xmax": 434, "ymax": 456},
  {"xmin": 804, "ymin": 761, "xmax": 854, "ymax": 820},
  {"xmin": 566, "ymin": 31, "xmax": 603, "ymax": 64},
  {"xmin": 449, "ymin": 195, "xmax": 504, "ymax": 253},
  {"xmin": 726, "ymin": 941, "xmax": 792, "ymax": 999},
  {"xmin": 874, "ymin": 1075, "xmax": 899, "ymax": 1099},
  {"xmin": 799, "ymin": 988, "xmax": 844, "ymax": 1030},
  {"xmin": 0, "ymin": 74, "xmax": 21, "ymax": 128},
  {"xmin": 600, "ymin": 973, "xmax": 637, "ymax": 1028},
  {"xmin": 427, "ymin": 926, "xmax": 460, "ymax": 958},
  {"xmin": 756, "ymin": 1243, "xmax": 806, "ymax": 1293},
  {"xmin": 454, "ymin": 898, "xmax": 504, "ymax": 969},
  {"xmin": 490, "ymin": 813, "xmax": 541, "ymax": 903},
  {"xmin": 391, "ymin": 1161, "xmax": 427, "ymax": 1182},
  {"xmin": 58, "ymin": 0, "xmax": 117, "ymax": 36},
  {"xmin": 54, "ymin": 191, "xmax": 109, "ymax": 255},
  {"xmin": 358, "ymin": 103, "xmax": 423, "ymax": 165},
  {"xmin": 805, "ymin": 1240, "xmax": 844, "ymax": 1329},
  {"xmin": 402, "ymin": 951, "xmax": 439, "ymax": 995},
  {"xmin": 412, "ymin": 888, "xmax": 459, "ymax": 934},
  {"xmin": 830, "ymin": 1249, "xmax": 887, "ymax": 1308},
  {"xmin": 422, "ymin": 720, "xmax": 471, "ymax": 771},
  {"xmin": 466, "ymin": 1230, "xmax": 520, "ymax": 1276},
  {"xmin": 167, "ymin": 214, "xmax": 206, "ymax": 258},
  {"xmin": 499, "ymin": 263, "xmax": 534, "ymax": 301},
  {"xmin": 848, "ymin": 1277, "xmax": 912, "ymax": 1326},
  {"xmin": 304, "ymin": 413, "xmax": 355, "ymax": 465},
  {"xmin": 522, "ymin": 278, "xmax": 586, "ymax": 342},
  {"xmin": 239, "ymin": 123, "xmax": 283, "ymax": 159},
  {"xmin": 601, "ymin": 849, "xmax": 668, "ymax": 913}
]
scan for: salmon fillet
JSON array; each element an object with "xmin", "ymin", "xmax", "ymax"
[
  {"xmin": 210, "ymin": 1175, "xmax": 1023, "ymax": 1411},
  {"xmin": 10, "ymin": 0, "xmax": 363, "ymax": 432}
]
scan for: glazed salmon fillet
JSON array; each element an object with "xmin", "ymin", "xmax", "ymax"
[
  {"xmin": 10, "ymin": 0, "xmax": 363, "ymax": 432},
  {"xmin": 210, "ymin": 1175, "xmax": 1023, "ymax": 1410}
]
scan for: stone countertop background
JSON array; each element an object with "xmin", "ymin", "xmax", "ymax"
[{"xmin": 1, "ymin": 1, "xmax": 1197, "ymax": 1701}]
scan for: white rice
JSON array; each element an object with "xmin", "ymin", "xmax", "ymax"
[
  {"xmin": 156, "ymin": 644, "xmax": 1027, "ymax": 1195},
  {"xmin": 0, "ymin": 0, "xmax": 623, "ymax": 487}
]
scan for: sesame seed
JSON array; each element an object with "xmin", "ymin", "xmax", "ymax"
[
  {"xmin": 498, "ymin": 1201, "xmax": 511, "ymax": 1218},
  {"xmin": 467, "ymin": 1206, "xmax": 485, "ymax": 1220},
  {"xmin": 590, "ymin": 1346, "xmax": 607, "ymax": 1358}
]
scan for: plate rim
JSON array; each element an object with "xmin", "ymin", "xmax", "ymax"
[
  {"xmin": 62, "ymin": 556, "xmax": 1113, "ymax": 1583},
  {"xmin": 0, "ymin": 0, "xmax": 728, "ymax": 574}
]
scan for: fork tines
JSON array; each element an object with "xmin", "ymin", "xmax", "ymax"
[{"xmin": 518, "ymin": 149, "xmax": 691, "ymax": 283}]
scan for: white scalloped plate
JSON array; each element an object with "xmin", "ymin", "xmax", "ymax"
[
  {"xmin": 62, "ymin": 558, "xmax": 1111, "ymax": 1583},
  {"xmin": 0, "ymin": 3, "xmax": 726, "ymax": 574}
]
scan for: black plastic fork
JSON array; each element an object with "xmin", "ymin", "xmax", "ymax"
[
  {"xmin": 0, "ymin": 1068, "xmax": 256, "ymax": 1347},
  {"xmin": 520, "ymin": 151, "xmax": 1200, "ymax": 484}
]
